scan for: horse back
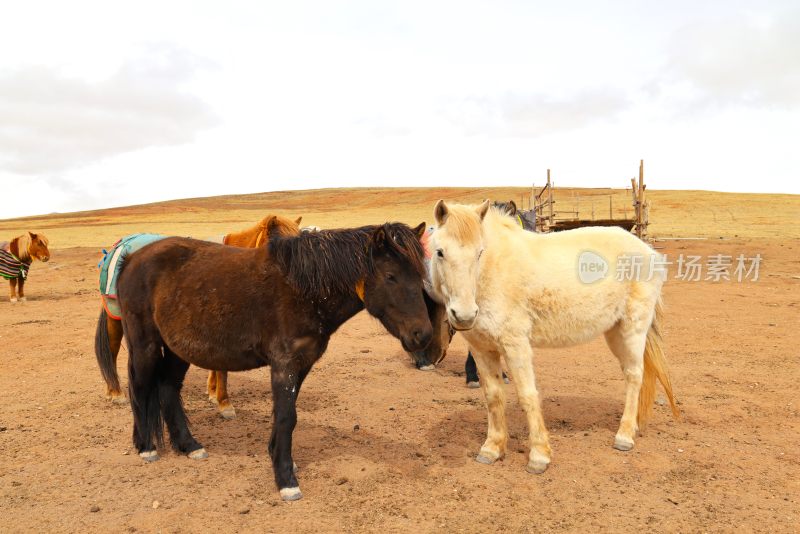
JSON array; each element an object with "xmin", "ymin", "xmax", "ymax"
[
  {"xmin": 117, "ymin": 237, "xmax": 309, "ymax": 371},
  {"xmin": 479, "ymin": 226, "xmax": 662, "ymax": 348}
]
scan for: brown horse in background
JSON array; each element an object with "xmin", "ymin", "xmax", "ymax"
[
  {"xmin": 1, "ymin": 232, "xmax": 50, "ymax": 302},
  {"xmin": 95, "ymin": 215, "xmax": 301, "ymax": 420},
  {"xmin": 108, "ymin": 222, "xmax": 431, "ymax": 501}
]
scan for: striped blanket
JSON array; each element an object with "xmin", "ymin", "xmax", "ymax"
[{"xmin": 0, "ymin": 243, "xmax": 28, "ymax": 280}]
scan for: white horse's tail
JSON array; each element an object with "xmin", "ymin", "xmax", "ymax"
[{"xmin": 638, "ymin": 298, "xmax": 680, "ymax": 428}]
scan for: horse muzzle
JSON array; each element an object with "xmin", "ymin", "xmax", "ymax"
[{"xmin": 401, "ymin": 327, "xmax": 432, "ymax": 353}]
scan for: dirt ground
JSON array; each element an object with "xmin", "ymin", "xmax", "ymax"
[{"xmin": 1, "ymin": 191, "xmax": 799, "ymax": 533}]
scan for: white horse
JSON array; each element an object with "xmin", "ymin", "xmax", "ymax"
[{"xmin": 429, "ymin": 200, "xmax": 679, "ymax": 474}]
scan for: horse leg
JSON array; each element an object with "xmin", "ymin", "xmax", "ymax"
[
  {"xmin": 466, "ymin": 351, "xmax": 507, "ymax": 387},
  {"xmin": 503, "ymin": 341, "xmax": 552, "ymax": 474},
  {"xmin": 465, "ymin": 351, "xmax": 480, "ymax": 388},
  {"xmin": 159, "ymin": 347, "xmax": 206, "ymax": 458},
  {"xmin": 604, "ymin": 322, "xmax": 647, "ymax": 451},
  {"xmin": 471, "ymin": 348, "xmax": 508, "ymax": 465},
  {"xmin": 16, "ymin": 277, "xmax": 25, "ymax": 302},
  {"xmin": 107, "ymin": 316, "xmax": 126, "ymax": 403},
  {"xmin": 207, "ymin": 371, "xmax": 217, "ymax": 403},
  {"xmin": 9, "ymin": 278, "xmax": 18, "ymax": 302},
  {"xmin": 268, "ymin": 364, "xmax": 309, "ymax": 501},
  {"xmin": 216, "ymin": 371, "xmax": 236, "ymax": 420},
  {"xmin": 125, "ymin": 321, "xmax": 164, "ymax": 462}
]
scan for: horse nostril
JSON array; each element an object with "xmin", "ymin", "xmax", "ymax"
[{"xmin": 449, "ymin": 308, "xmax": 459, "ymax": 321}]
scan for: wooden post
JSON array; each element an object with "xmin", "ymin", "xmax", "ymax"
[
  {"xmin": 639, "ymin": 160, "xmax": 648, "ymax": 239},
  {"xmin": 547, "ymin": 169, "xmax": 553, "ymax": 228},
  {"xmin": 630, "ymin": 177, "xmax": 639, "ymax": 238},
  {"xmin": 609, "ymin": 195, "xmax": 613, "ymax": 219}
]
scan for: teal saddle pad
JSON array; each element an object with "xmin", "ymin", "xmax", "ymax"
[{"xmin": 98, "ymin": 233, "xmax": 167, "ymax": 319}]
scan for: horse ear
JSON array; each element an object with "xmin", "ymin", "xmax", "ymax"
[
  {"xmin": 434, "ymin": 200, "xmax": 449, "ymax": 225},
  {"xmin": 507, "ymin": 200, "xmax": 517, "ymax": 215},
  {"xmin": 413, "ymin": 222, "xmax": 426, "ymax": 240},
  {"xmin": 476, "ymin": 200, "xmax": 490, "ymax": 221},
  {"xmin": 28, "ymin": 232, "xmax": 37, "ymax": 240},
  {"xmin": 264, "ymin": 216, "xmax": 280, "ymax": 238},
  {"xmin": 371, "ymin": 226, "xmax": 387, "ymax": 249},
  {"xmin": 294, "ymin": 216, "xmax": 303, "ymax": 225}
]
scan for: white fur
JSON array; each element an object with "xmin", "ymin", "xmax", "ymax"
[{"xmin": 430, "ymin": 202, "xmax": 665, "ymax": 472}]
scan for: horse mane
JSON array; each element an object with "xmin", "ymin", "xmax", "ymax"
[
  {"xmin": 13, "ymin": 233, "xmax": 48, "ymax": 261},
  {"xmin": 269, "ymin": 223, "xmax": 425, "ymax": 299},
  {"xmin": 226, "ymin": 215, "xmax": 299, "ymax": 247},
  {"xmin": 439, "ymin": 204, "xmax": 484, "ymax": 244},
  {"xmin": 486, "ymin": 204, "xmax": 522, "ymax": 231},
  {"xmin": 441, "ymin": 203, "xmax": 520, "ymax": 242}
]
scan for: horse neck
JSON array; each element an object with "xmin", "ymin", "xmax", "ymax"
[
  {"xmin": 9, "ymin": 237, "xmax": 31, "ymax": 263},
  {"xmin": 291, "ymin": 283, "xmax": 363, "ymax": 337}
]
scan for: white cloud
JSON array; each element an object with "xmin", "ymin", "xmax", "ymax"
[
  {"xmin": 440, "ymin": 89, "xmax": 630, "ymax": 138},
  {"xmin": 655, "ymin": 9, "xmax": 800, "ymax": 110},
  {"xmin": 0, "ymin": 43, "xmax": 218, "ymax": 174}
]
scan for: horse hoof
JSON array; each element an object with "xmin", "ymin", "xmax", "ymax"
[
  {"xmin": 293, "ymin": 462, "xmax": 298, "ymax": 474},
  {"xmin": 188, "ymin": 448, "xmax": 209, "ymax": 460},
  {"xmin": 466, "ymin": 381, "xmax": 480, "ymax": 389},
  {"xmin": 613, "ymin": 437, "xmax": 634, "ymax": 451},
  {"xmin": 208, "ymin": 395, "xmax": 219, "ymax": 405},
  {"xmin": 18, "ymin": 297, "xmax": 26, "ymax": 302},
  {"xmin": 418, "ymin": 364, "xmax": 435, "ymax": 371},
  {"xmin": 110, "ymin": 395, "xmax": 128, "ymax": 405},
  {"xmin": 10, "ymin": 298, "xmax": 18, "ymax": 303},
  {"xmin": 279, "ymin": 487, "xmax": 303, "ymax": 501},
  {"xmin": 220, "ymin": 407, "xmax": 236, "ymax": 420},
  {"xmin": 475, "ymin": 453, "xmax": 497, "ymax": 465},
  {"xmin": 503, "ymin": 376, "xmax": 510, "ymax": 384},
  {"xmin": 526, "ymin": 461, "xmax": 549, "ymax": 474},
  {"xmin": 139, "ymin": 450, "xmax": 159, "ymax": 463}
]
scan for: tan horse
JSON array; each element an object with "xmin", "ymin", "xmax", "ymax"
[
  {"xmin": 1, "ymin": 232, "xmax": 50, "ymax": 302},
  {"xmin": 428, "ymin": 201, "xmax": 679, "ymax": 474},
  {"xmin": 98, "ymin": 215, "xmax": 302, "ymax": 420}
]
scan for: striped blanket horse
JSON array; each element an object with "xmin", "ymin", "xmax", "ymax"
[{"xmin": 2, "ymin": 232, "xmax": 50, "ymax": 302}]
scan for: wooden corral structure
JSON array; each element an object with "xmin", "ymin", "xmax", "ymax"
[{"xmin": 519, "ymin": 160, "xmax": 650, "ymax": 240}]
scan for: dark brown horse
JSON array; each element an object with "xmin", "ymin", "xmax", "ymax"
[
  {"xmin": 95, "ymin": 215, "xmax": 302, "ymax": 419},
  {"xmin": 105, "ymin": 222, "xmax": 432, "ymax": 501},
  {"xmin": 1, "ymin": 232, "xmax": 50, "ymax": 302}
]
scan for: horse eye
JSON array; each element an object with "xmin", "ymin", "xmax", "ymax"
[
  {"xmin": 436, "ymin": 249, "xmax": 444, "ymax": 259},
  {"xmin": 386, "ymin": 273, "xmax": 396, "ymax": 283}
]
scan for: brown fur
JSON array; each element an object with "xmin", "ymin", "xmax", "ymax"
[
  {"xmin": 110, "ymin": 222, "xmax": 432, "ymax": 499},
  {"xmin": 95, "ymin": 215, "xmax": 301, "ymax": 417}
]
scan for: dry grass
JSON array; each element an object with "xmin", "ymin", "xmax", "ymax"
[{"xmin": 1, "ymin": 187, "xmax": 797, "ymax": 248}]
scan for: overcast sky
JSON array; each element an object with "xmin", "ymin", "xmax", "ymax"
[{"xmin": 1, "ymin": 1, "xmax": 798, "ymax": 218}]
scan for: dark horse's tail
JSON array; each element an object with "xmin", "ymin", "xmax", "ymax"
[{"xmin": 95, "ymin": 307, "xmax": 121, "ymax": 393}]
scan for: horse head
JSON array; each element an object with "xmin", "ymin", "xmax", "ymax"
[
  {"xmin": 362, "ymin": 222, "xmax": 433, "ymax": 353},
  {"xmin": 259, "ymin": 215, "xmax": 302, "ymax": 246},
  {"xmin": 26, "ymin": 232, "xmax": 50, "ymax": 262},
  {"xmin": 429, "ymin": 200, "xmax": 490, "ymax": 330}
]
